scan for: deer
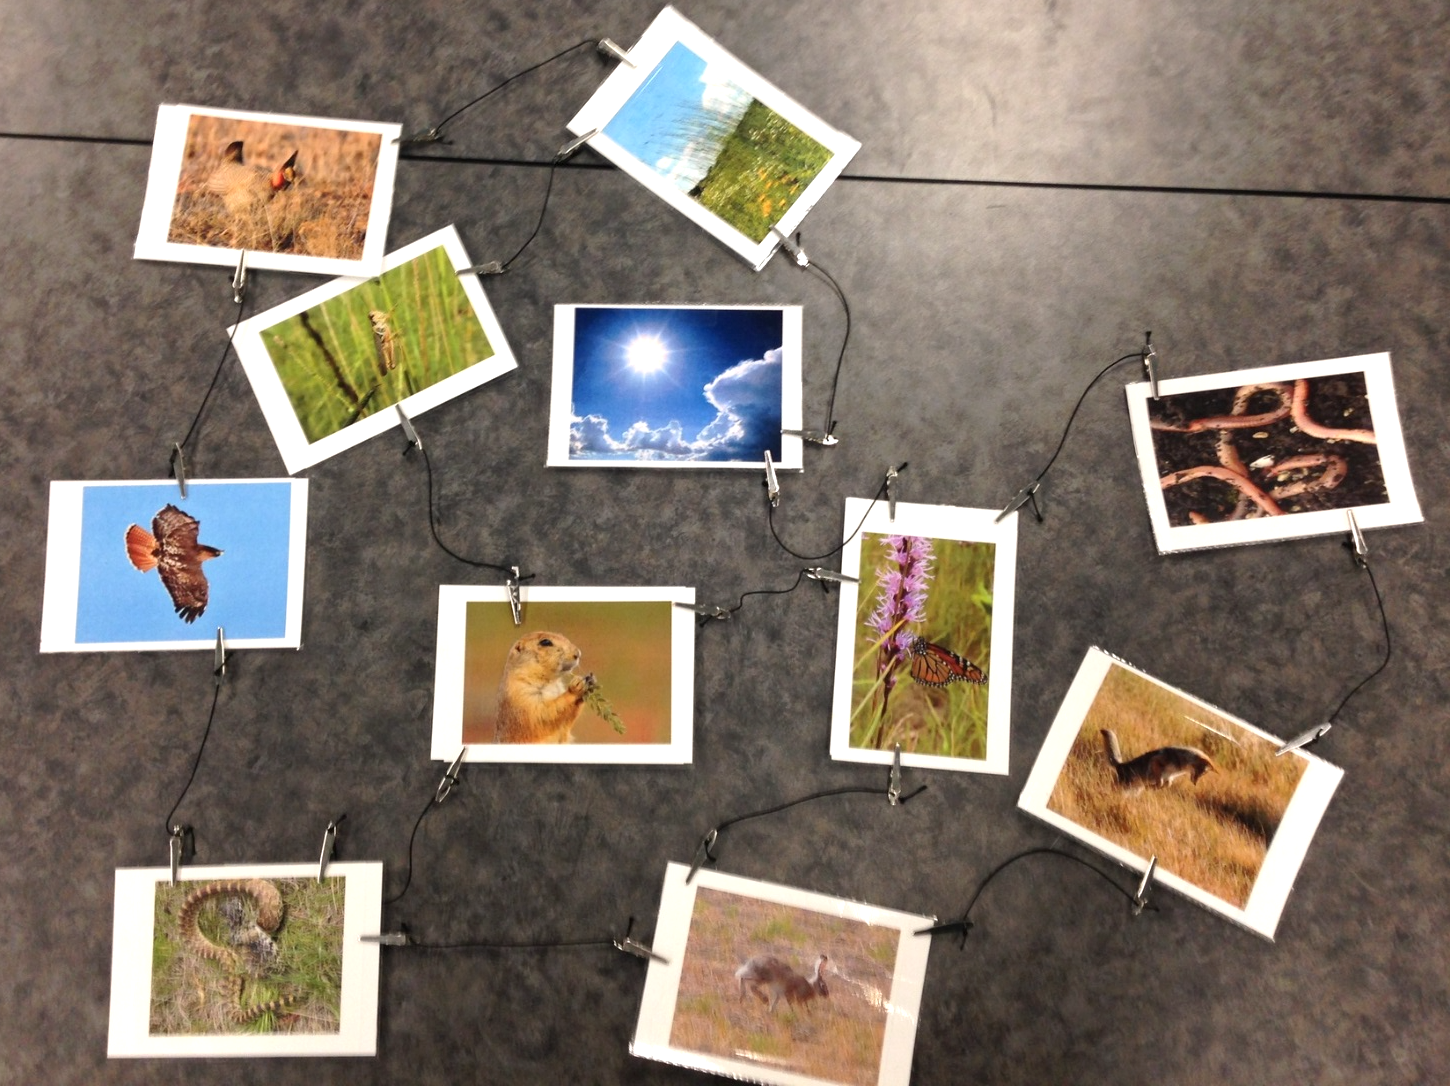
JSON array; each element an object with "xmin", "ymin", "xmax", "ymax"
[
  {"xmin": 1100, "ymin": 729, "xmax": 1217, "ymax": 794},
  {"xmin": 734, "ymin": 952, "xmax": 829, "ymax": 1013}
]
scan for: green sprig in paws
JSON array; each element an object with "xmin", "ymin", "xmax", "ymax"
[{"xmin": 582, "ymin": 675, "xmax": 626, "ymax": 736}]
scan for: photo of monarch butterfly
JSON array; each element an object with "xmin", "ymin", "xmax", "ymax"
[{"xmin": 907, "ymin": 636, "xmax": 987, "ymax": 687}]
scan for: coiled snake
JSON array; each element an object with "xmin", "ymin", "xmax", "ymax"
[{"xmin": 177, "ymin": 879, "xmax": 300, "ymax": 1024}]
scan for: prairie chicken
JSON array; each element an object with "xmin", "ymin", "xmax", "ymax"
[{"xmin": 205, "ymin": 140, "xmax": 299, "ymax": 215}]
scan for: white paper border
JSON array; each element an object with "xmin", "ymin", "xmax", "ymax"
[
  {"xmin": 108, "ymin": 861, "xmax": 382, "ymax": 1058},
  {"xmin": 1127, "ymin": 352, "xmax": 1422, "ymax": 553},
  {"xmin": 135, "ymin": 104, "xmax": 401, "ymax": 277},
  {"xmin": 567, "ymin": 7, "xmax": 860, "ymax": 270},
  {"xmin": 547, "ymin": 304, "xmax": 803, "ymax": 470},
  {"xmin": 632, "ymin": 863, "xmax": 933, "ymax": 1086},
  {"xmin": 1018, "ymin": 646, "xmax": 1344, "ymax": 940},
  {"xmin": 829, "ymin": 499, "xmax": 1017, "ymax": 775},
  {"xmin": 40, "ymin": 479, "xmax": 308, "ymax": 653},
  {"xmin": 431, "ymin": 584, "xmax": 695, "ymax": 764},
  {"xmin": 230, "ymin": 225, "xmax": 519, "ymax": 474}
]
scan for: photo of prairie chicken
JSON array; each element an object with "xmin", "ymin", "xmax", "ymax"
[{"xmin": 207, "ymin": 141, "xmax": 299, "ymax": 216}]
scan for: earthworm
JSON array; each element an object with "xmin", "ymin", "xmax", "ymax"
[
  {"xmin": 1150, "ymin": 382, "xmax": 1293, "ymax": 433},
  {"xmin": 1159, "ymin": 465, "xmax": 1284, "ymax": 516},
  {"xmin": 1266, "ymin": 453, "xmax": 1349, "ymax": 498},
  {"xmin": 1289, "ymin": 379, "xmax": 1377, "ymax": 443}
]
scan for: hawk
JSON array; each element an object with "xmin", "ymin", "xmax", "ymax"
[{"xmin": 124, "ymin": 504, "xmax": 223, "ymax": 623}]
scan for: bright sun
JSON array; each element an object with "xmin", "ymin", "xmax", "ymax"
[{"xmin": 625, "ymin": 334, "xmax": 668, "ymax": 375}]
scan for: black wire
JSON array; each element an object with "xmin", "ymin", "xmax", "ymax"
[
  {"xmin": 384, "ymin": 794, "xmax": 440, "ymax": 907},
  {"xmin": 805, "ymin": 260, "xmax": 851, "ymax": 436},
  {"xmin": 163, "ymin": 682, "xmax": 223, "ymax": 834},
  {"xmin": 416, "ymin": 443, "xmax": 525, "ymax": 577},
  {"xmin": 173, "ymin": 291, "xmax": 247, "ymax": 463},
  {"xmin": 424, "ymin": 39, "xmax": 598, "ymax": 137},
  {"xmin": 498, "ymin": 157, "xmax": 560, "ymax": 271},
  {"xmin": 766, "ymin": 462, "xmax": 904, "ymax": 562},
  {"xmin": 1028, "ymin": 352, "xmax": 1142, "ymax": 485},
  {"xmin": 1325, "ymin": 561, "xmax": 1392, "ymax": 724}
]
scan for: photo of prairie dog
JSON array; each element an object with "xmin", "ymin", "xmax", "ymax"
[{"xmin": 494, "ymin": 631, "xmax": 595, "ymax": 743}]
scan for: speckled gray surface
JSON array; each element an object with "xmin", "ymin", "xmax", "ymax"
[{"xmin": 1, "ymin": 2, "xmax": 1448, "ymax": 1085}]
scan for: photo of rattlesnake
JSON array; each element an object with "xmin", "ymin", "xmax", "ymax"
[{"xmin": 175, "ymin": 879, "xmax": 301, "ymax": 1025}]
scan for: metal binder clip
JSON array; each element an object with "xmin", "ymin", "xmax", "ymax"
[
  {"xmin": 769, "ymin": 227, "xmax": 810, "ymax": 267},
  {"xmin": 888, "ymin": 744, "xmax": 903, "ymax": 805},
  {"xmin": 505, "ymin": 567, "xmax": 523, "ymax": 626},
  {"xmin": 231, "ymin": 250, "xmax": 247, "ymax": 305},
  {"xmin": 613, "ymin": 917, "xmax": 669, "ymax": 963},
  {"xmin": 213, "ymin": 628, "xmax": 228, "ymax": 688},
  {"xmin": 168, "ymin": 824, "xmax": 193, "ymax": 886},
  {"xmin": 557, "ymin": 128, "xmax": 598, "ymax": 161},
  {"xmin": 687, "ymin": 828, "xmax": 719, "ymax": 883},
  {"xmin": 674, "ymin": 602, "xmax": 730, "ymax": 622},
  {"xmin": 1276, "ymin": 723, "xmax": 1331, "ymax": 757},
  {"xmin": 885, "ymin": 465, "xmax": 900, "ymax": 522},
  {"xmin": 1141, "ymin": 330, "xmax": 1158, "ymax": 400},
  {"xmin": 781, "ymin": 428, "xmax": 839, "ymax": 446},
  {"xmin": 361, "ymin": 931, "xmax": 412, "ymax": 945},
  {"xmin": 435, "ymin": 748, "xmax": 466, "ymax": 804},
  {"xmin": 596, "ymin": 38, "xmax": 636, "ymax": 67},
  {"xmin": 318, "ymin": 815, "xmax": 345, "ymax": 882},
  {"xmin": 805, "ymin": 567, "xmax": 858, "ymax": 587},
  {"xmin": 995, "ymin": 480, "xmax": 1043, "ymax": 523},
  {"xmin": 169, "ymin": 442, "xmax": 188, "ymax": 499},
  {"xmin": 394, "ymin": 126, "xmax": 447, "ymax": 145},
  {"xmin": 1132, "ymin": 856, "xmax": 1158, "ymax": 916},
  {"xmin": 395, "ymin": 404, "xmax": 422, "ymax": 454},
  {"xmin": 1346, "ymin": 509, "xmax": 1368, "ymax": 568},
  {"xmin": 763, "ymin": 450, "xmax": 781, "ymax": 508},
  {"xmin": 460, "ymin": 260, "xmax": 506, "ymax": 276}
]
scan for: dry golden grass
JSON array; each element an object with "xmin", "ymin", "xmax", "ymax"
[
  {"xmin": 166, "ymin": 114, "xmax": 381, "ymax": 259},
  {"xmin": 669, "ymin": 889, "xmax": 898, "ymax": 1086},
  {"xmin": 1046, "ymin": 664, "xmax": 1307, "ymax": 909}
]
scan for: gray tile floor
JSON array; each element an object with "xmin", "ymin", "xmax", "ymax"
[{"xmin": 2, "ymin": 3, "xmax": 1447, "ymax": 1084}]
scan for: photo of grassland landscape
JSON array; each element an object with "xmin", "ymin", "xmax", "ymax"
[
  {"xmin": 1046, "ymin": 663, "xmax": 1308, "ymax": 909},
  {"xmin": 168, "ymin": 114, "xmax": 382, "ymax": 258},
  {"xmin": 149, "ymin": 877, "xmax": 345, "ymax": 1036},
  {"xmin": 669, "ymin": 888, "xmax": 897, "ymax": 1086},
  {"xmin": 849, "ymin": 533, "xmax": 995, "ymax": 759},
  {"xmin": 603, "ymin": 42, "xmax": 833, "ymax": 243},
  {"xmin": 261, "ymin": 245, "xmax": 495, "ymax": 442}
]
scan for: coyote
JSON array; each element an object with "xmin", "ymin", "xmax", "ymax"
[
  {"xmin": 1100, "ymin": 729, "xmax": 1217, "ymax": 793},
  {"xmin": 734, "ymin": 953, "xmax": 829, "ymax": 1013}
]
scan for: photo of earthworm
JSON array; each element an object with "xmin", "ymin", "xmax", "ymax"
[{"xmin": 1148, "ymin": 371, "xmax": 1385, "ymax": 527}]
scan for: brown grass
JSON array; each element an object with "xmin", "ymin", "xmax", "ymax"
[
  {"xmin": 1046, "ymin": 664, "xmax": 1307, "ymax": 909},
  {"xmin": 166, "ymin": 114, "xmax": 381, "ymax": 259},
  {"xmin": 668, "ymin": 889, "xmax": 898, "ymax": 1086}
]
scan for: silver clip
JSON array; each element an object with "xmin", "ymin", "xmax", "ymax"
[
  {"xmin": 436, "ymin": 748, "xmax": 466, "ymax": 804},
  {"xmin": 781, "ymin": 428, "xmax": 839, "ymax": 446},
  {"xmin": 169, "ymin": 442, "xmax": 188, "ymax": 499},
  {"xmin": 995, "ymin": 480, "xmax": 1043, "ymax": 524},
  {"xmin": 613, "ymin": 917, "xmax": 668, "ymax": 963},
  {"xmin": 213, "ymin": 628, "xmax": 227, "ymax": 688},
  {"xmin": 687, "ymin": 828, "xmax": 719, "ymax": 883},
  {"xmin": 506, "ymin": 567, "xmax": 523, "ymax": 626},
  {"xmin": 1276, "ymin": 723, "xmax": 1331, "ymax": 757},
  {"xmin": 1346, "ymin": 509, "xmax": 1368, "ymax": 568},
  {"xmin": 396, "ymin": 404, "xmax": 422, "ymax": 453},
  {"xmin": 674, "ymin": 602, "xmax": 730, "ymax": 621},
  {"xmin": 596, "ymin": 38, "xmax": 636, "ymax": 67},
  {"xmin": 460, "ymin": 260, "xmax": 506, "ymax": 276},
  {"xmin": 888, "ymin": 743, "xmax": 903, "ymax": 806},
  {"xmin": 1132, "ymin": 856, "xmax": 1157, "ymax": 915},
  {"xmin": 169, "ymin": 826, "xmax": 185, "ymax": 886},
  {"xmin": 394, "ymin": 126, "xmax": 446, "ymax": 145},
  {"xmin": 557, "ymin": 128, "xmax": 598, "ymax": 161},
  {"xmin": 769, "ymin": 227, "xmax": 810, "ymax": 267},
  {"xmin": 361, "ymin": 931, "xmax": 411, "ymax": 945},
  {"xmin": 318, "ymin": 816, "xmax": 344, "ymax": 882},
  {"xmin": 231, "ymin": 250, "xmax": 247, "ymax": 305},
  {"xmin": 805, "ymin": 567, "xmax": 859, "ymax": 585},
  {"xmin": 763, "ymin": 450, "xmax": 781, "ymax": 508},
  {"xmin": 1141, "ymin": 330, "xmax": 1158, "ymax": 400},
  {"xmin": 886, "ymin": 465, "xmax": 900, "ymax": 522}
]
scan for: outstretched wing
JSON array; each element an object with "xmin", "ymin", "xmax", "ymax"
[
  {"xmin": 151, "ymin": 504, "xmax": 222, "ymax": 624},
  {"xmin": 907, "ymin": 636, "xmax": 987, "ymax": 686}
]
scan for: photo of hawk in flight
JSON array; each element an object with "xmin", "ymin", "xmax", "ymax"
[{"xmin": 124, "ymin": 505, "xmax": 223, "ymax": 623}]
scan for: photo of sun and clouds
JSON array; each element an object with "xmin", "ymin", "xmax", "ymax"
[{"xmin": 549, "ymin": 305, "xmax": 802, "ymax": 468}]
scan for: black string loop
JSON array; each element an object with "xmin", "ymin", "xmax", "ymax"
[
  {"xmin": 171, "ymin": 288, "xmax": 248, "ymax": 472},
  {"xmin": 805, "ymin": 259, "xmax": 851, "ymax": 438},
  {"xmin": 766, "ymin": 462, "xmax": 906, "ymax": 562},
  {"xmin": 1324, "ymin": 560, "xmax": 1392, "ymax": 726},
  {"xmin": 414, "ymin": 442, "xmax": 532, "ymax": 580},
  {"xmin": 1028, "ymin": 352, "xmax": 1142, "ymax": 487},
  {"xmin": 162, "ymin": 682, "xmax": 224, "ymax": 836}
]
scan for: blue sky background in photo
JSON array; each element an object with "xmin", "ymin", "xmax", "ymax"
[
  {"xmin": 74, "ymin": 482, "xmax": 296, "ymax": 643},
  {"xmin": 602, "ymin": 42, "xmax": 754, "ymax": 193},
  {"xmin": 569, "ymin": 307, "xmax": 784, "ymax": 462}
]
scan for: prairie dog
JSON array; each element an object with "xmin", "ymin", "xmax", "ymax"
[{"xmin": 494, "ymin": 631, "xmax": 594, "ymax": 743}]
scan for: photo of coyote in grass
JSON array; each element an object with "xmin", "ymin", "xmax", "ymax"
[
  {"xmin": 167, "ymin": 114, "xmax": 382, "ymax": 259},
  {"xmin": 849, "ymin": 533, "xmax": 994, "ymax": 759},
  {"xmin": 668, "ymin": 888, "xmax": 898, "ymax": 1086},
  {"xmin": 1046, "ymin": 663, "xmax": 1308, "ymax": 909},
  {"xmin": 149, "ymin": 876, "xmax": 345, "ymax": 1036}
]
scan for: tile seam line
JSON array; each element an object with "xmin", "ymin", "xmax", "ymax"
[{"xmin": 2, "ymin": 130, "xmax": 1446, "ymax": 206}]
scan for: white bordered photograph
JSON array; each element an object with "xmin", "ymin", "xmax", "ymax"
[
  {"xmin": 431, "ymin": 585, "xmax": 695, "ymax": 764},
  {"xmin": 135, "ymin": 104, "xmax": 402, "ymax": 277},
  {"xmin": 633, "ymin": 862, "xmax": 932, "ymax": 1086},
  {"xmin": 1018, "ymin": 646, "xmax": 1344, "ymax": 940},
  {"xmin": 829, "ymin": 499, "xmax": 1017, "ymax": 776},
  {"xmin": 567, "ymin": 6, "xmax": 860, "ymax": 270},
  {"xmin": 1127, "ymin": 352, "xmax": 1421, "ymax": 553},
  {"xmin": 40, "ymin": 479, "xmax": 308, "ymax": 652},
  {"xmin": 108, "ymin": 861, "xmax": 382, "ymax": 1058},
  {"xmin": 548, "ymin": 303, "xmax": 802, "ymax": 469},
  {"xmin": 231, "ymin": 225, "xmax": 519, "ymax": 474}
]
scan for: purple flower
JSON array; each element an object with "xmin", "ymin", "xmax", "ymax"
[{"xmin": 866, "ymin": 535, "xmax": 934, "ymax": 690}]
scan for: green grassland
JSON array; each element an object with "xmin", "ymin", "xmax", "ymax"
[
  {"xmin": 263, "ymin": 245, "xmax": 494, "ymax": 443},
  {"xmin": 150, "ymin": 877, "xmax": 345, "ymax": 1036},
  {"xmin": 850, "ymin": 537, "xmax": 995, "ymax": 758},
  {"xmin": 688, "ymin": 99, "xmax": 834, "ymax": 243},
  {"xmin": 1046, "ymin": 664, "xmax": 1308, "ymax": 909}
]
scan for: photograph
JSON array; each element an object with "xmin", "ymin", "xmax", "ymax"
[
  {"xmin": 232, "ymin": 225, "xmax": 519, "ymax": 473},
  {"xmin": 1127, "ymin": 352, "xmax": 1422, "ymax": 553},
  {"xmin": 567, "ymin": 7, "xmax": 860, "ymax": 269},
  {"xmin": 40, "ymin": 479, "xmax": 307, "ymax": 652},
  {"xmin": 108, "ymin": 861, "xmax": 382, "ymax": 1057},
  {"xmin": 135, "ymin": 105, "xmax": 401, "ymax": 276},
  {"xmin": 549, "ymin": 304, "xmax": 802, "ymax": 469},
  {"xmin": 633, "ymin": 863, "xmax": 932, "ymax": 1086},
  {"xmin": 1018, "ymin": 647, "xmax": 1344, "ymax": 939},
  {"xmin": 431, "ymin": 585, "xmax": 695, "ymax": 764},
  {"xmin": 829, "ymin": 499, "xmax": 1018, "ymax": 776}
]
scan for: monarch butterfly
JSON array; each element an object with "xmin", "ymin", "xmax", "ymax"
[{"xmin": 907, "ymin": 636, "xmax": 987, "ymax": 687}]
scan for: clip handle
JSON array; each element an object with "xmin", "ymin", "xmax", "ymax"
[
  {"xmin": 769, "ymin": 227, "xmax": 810, "ymax": 267},
  {"xmin": 686, "ymin": 828, "xmax": 719, "ymax": 883},
  {"xmin": 506, "ymin": 569, "xmax": 523, "ymax": 626},
  {"xmin": 361, "ymin": 931, "xmax": 411, "ymax": 946},
  {"xmin": 596, "ymin": 38, "xmax": 636, "ymax": 67},
  {"xmin": 763, "ymin": 450, "xmax": 781, "ymax": 507},
  {"xmin": 1141, "ymin": 330, "xmax": 1158, "ymax": 400},
  {"xmin": 436, "ymin": 748, "xmax": 466, "ymax": 804},
  {"xmin": 888, "ymin": 743, "xmax": 903, "ymax": 806},
  {"xmin": 395, "ymin": 404, "xmax": 422, "ymax": 453},
  {"xmin": 1132, "ymin": 855, "xmax": 1158, "ymax": 915},
  {"xmin": 1275, "ymin": 723, "xmax": 1332, "ymax": 757},
  {"xmin": 557, "ymin": 128, "xmax": 597, "ymax": 161},
  {"xmin": 995, "ymin": 480, "xmax": 1043, "ymax": 524}
]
